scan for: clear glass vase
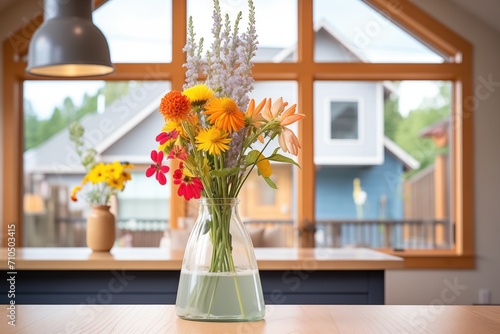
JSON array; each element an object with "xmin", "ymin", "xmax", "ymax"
[{"xmin": 175, "ymin": 198, "xmax": 265, "ymax": 322}]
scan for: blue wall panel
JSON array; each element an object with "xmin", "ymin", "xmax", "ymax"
[{"xmin": 315, "ymin": 149, "xmax": 404, "ymax": 220}]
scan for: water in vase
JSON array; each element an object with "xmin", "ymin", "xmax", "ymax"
[{"xmin": 175, "ymin": 269, "xmax": 265, "ymax": 321}]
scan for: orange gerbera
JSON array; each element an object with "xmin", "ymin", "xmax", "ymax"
[
  {"xmin": 159, "ymin": 91, "xmax": 191, "ymax": 121},
  {"xmin": 204, "ymin": 97, "xmax": 245, "ymax": 133}
]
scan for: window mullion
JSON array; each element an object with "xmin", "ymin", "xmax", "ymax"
[{"xmin": 297, "ymin": 0, "xmax": 315, "ymax": 246}]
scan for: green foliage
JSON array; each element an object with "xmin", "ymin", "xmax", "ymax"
[
  {"xmin": 101, "ymin": 81, "xmax": 131, "ymax": 106},
  {"xmin": 24, "ymin": 100, "xmax": 40, "ymax": 151},
  {"xmin": 394, "ymin": 107, "xmax": 448, "ymax": 175},
  {"xmin": 69, "ymin": 122, "xmax": 97, "ymax": 172},
  {"xmin": 263, "ymin": 176, "xmax": 277, "ymax": 189},
  {"xmin": 389, "ymin": 82, "xmax": 451, "ymax": 177}
]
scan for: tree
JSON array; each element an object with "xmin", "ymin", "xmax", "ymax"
[
  {"xmin": 101, "ymin": 81, "xmax": 131, "ymax": 106},
  {"xmin": 24, "ymin": 81, "xmax": 134, "ymax": 150},
  {"xmin": 77, "ymin": 93, "xmax": 98, "ymax": 119},
  {"xmin": 384, "ymin": 92, "xmax": 403, "ymax": 141},
  {"xmin": 394, "ymin": 82, "xmax": 451, "ymax": 176},
  {"xmin": 24, "ymin": 99, "xmax": 40, "ymax": 150}
]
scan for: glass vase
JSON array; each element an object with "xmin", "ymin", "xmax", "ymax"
[{"xmin": 175, "ymin": 198, "xmax": 265, "ymax": 322}]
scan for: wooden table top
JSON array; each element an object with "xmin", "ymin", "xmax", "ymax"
[
  {"xmin": 0, "ymin": 247, "xmax": 403, "ymax": 270},
  {"xmin": 1, "ymin": 305, "xmax": 499, "ymax": 333}
]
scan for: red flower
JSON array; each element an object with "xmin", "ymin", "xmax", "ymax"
[
  {"xmin": 145, "ymin": 150, "xmax": 170, "ymax": 185},
  {"xmin": 155, "ymin": 130, "xmax": 179, "ymax": 145},
  {"xmin": 173, "ymin": 168, "xmax": 204, "ymax": 201},
  {"xmin": 168, "ymin": 145, "xmax": 187, "ymax": 161}
]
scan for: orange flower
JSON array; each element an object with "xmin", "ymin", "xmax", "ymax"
[
  {"xmin": 245, "ymin": 98, "xmax": 267, "ymax": 143},
  {"xmin": 204, "ymin": 97, "xmax": 245, "ymax": 133},
  {"xmin": 245, "ymin": 98, "xmax": 266, "ymax": 128},
  {"xmin": 159, "ymin": 91, "xmax": 191, "ymax": 121},
  {"xmin": 70, "ymin": 185, "xmax": 82, "ymax": 202}
]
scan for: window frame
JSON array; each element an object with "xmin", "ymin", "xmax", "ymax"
[{"xmin": 2, "ymin": 0, "xmax": 474, "ymax": 268}]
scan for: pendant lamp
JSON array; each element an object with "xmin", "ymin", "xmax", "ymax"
[{"xmin": 26, "ymin": 0, "xmax": 114, "ymax": 77}]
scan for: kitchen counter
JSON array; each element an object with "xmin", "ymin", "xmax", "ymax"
[
  {"xmin": 1, "ymin": 305, "xmax": 499, "ymax": 333},
  {"xmin": 0, "ymin": 247, "xmax": 402, "ymax": 305}
]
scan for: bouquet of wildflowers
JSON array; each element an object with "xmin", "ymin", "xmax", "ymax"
[
  {"xmin": 69, "ymin": 122, "xmax": 133, "ymax": 205},
  {"xmin": 146, "ymin": 0, "xmax": 303, "ymax": 272},
  {"xmin": 147, "ymin": 0, "xmax": 303, "ymax": 201}
]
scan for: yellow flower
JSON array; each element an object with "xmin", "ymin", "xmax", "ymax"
[
  {"xmin": 88, "ymin": 163, "xmax": 106, "ymax": 184},
  {"xmin": 204, "ymin": 97, "xmax": 245, "ymax": 133},
  {"xmin": 162, "ymin": 115, "xmax": 198, "ymax": 140},
  {"xmin": 183, "ymin": 84, "xmax": 214, "ymax": 105},
  {"xmin": 121, "ymin": 163, "xmax": 134, "ymax": 170},
  {"xmin": 105, "ymin": 161, "xmax": 124, "ymax": 180},
  {"xmin": 120, "ymin": 171, "xmax": 132, "ymax": 182},
  {"xmin": 195, "ymin": 127, "xmax": 232, "ymax": 155},
  {"xmin": 107, "ymin": 177, "xmax": 125, "ymax": 191},
  {"xmin": 249, "ymin": 150, "xmax": 272, "ymax": 177}
]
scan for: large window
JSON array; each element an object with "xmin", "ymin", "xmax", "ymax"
[{"xmin": 2, "ymin": 0, "xmax": 474, "ymax": 267}]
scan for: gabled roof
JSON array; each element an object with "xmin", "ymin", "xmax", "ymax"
[
  {"xmin": 24, "ymin": 83, "xmax": 169, "ymax": 173},
  {"xmin": 270, "ymin": 19, "xmax": 397, "ymax": 97},
  {"xmin": 384, "ymin": 137, "xmax": 420, "ymax": 170},
  {"xmin": 271, "ymin": 18, "xmax": 366, "ymax": 63}
]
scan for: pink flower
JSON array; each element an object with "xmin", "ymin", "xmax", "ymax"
[
  {"xmin": 173, "ymin": 167, "xmax": 204, "ymax": 201},
  {"xmin": 155, "ymin": 130, "xmax": 179, "ymax": 145},
  {"xmin": 261, "ymin": 98, "xmax": 304, "ymax": 156},
  {"xmin": 168, "ymin": 145, "xmax": 188, "ymax": 161},
  {"xmin": 278, "ymin": 127, "xmax": 301, "ymax": 156},
  {"xmin": 262, "ymin": 97, "xmax": 304, "ymax": 126},
  {"xmin": 145, "ymin": 150, "xmax": 170, "ymax": 185}
]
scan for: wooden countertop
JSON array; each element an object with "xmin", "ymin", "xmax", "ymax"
[
  {"xmin": 0, "ymin": 247, "xmax": 402, "ymax": 270},
  {"xmin": 2, "ymin": 305, "xmax": 499, "ymax": 333}
]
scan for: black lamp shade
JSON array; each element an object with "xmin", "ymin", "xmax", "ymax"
[{"xmin": 26, "ymin": 0, "xmax": 114, "ymax": 77}]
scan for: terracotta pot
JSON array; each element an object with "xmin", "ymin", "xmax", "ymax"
[{"xmin": 86, "ymin": 205, "xmax": 115, "ymax": 252}]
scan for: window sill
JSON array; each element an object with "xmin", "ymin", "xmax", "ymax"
[{"xmin": 380, "ymin": 249, "xmax": 475, "ymax": 269}]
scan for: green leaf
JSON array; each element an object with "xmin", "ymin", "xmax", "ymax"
[
  {"xmin": 245, "ymin": 150, "xmax": 260, "ymax": 166},
  {"xmin": 264, "ymin": 176, "xmax": 278, "ymax": 189},
  {"xmin": 210, "ymin": 167, "xmax": 241, "ymax": 177},
  {"xmin": 267, "ymin": 153, "xmax": 300, "ymax": 167}
]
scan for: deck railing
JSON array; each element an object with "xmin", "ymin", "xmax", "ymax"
[
  {"xmin": 50, "ymin": 217, "xmax": 451, "ymax": 249},
  {"xmin": 309, "ymin": 219, "xmax": 452, "ymax": 250}
]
